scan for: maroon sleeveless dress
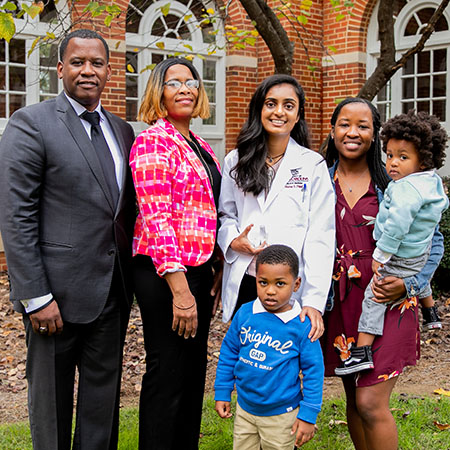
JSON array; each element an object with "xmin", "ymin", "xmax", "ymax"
[{"xmin": 321, "ymin": 179, "xmax": 420, "ymax": 387}]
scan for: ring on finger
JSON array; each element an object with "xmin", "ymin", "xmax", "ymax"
[{"xmin": 39, "ymin": 326, "xmax": 48, "ymax": 334}]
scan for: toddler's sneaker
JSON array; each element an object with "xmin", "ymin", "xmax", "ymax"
[
  {"xmin": 422, "ymin": 306, "xmax": 442, "ymax": 331},
  {"xmin": 335, "ymin": 346, "xmax": 374, "ymax": 376}
]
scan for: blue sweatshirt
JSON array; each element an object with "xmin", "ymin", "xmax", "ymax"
[
  {"xmin": 214, "ymin": 300, "xmax": 324, "ymax": 424},
  {"xmin": 374, "ymin": 171, "xmax": 448, "ymax": 259}
]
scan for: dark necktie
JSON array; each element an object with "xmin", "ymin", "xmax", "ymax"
[{"xmin": 81, "ymin": 111, "xmax": 119, "ymax": 207}]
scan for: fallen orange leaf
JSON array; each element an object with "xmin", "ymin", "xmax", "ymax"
[{"xmin": 434, "ymin": 421, "xmax": 450, "ymax": 431}]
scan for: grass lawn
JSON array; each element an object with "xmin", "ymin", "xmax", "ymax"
[{"xmin": 1, "ymin": 394, "xmax": 449, "ymax": 449}]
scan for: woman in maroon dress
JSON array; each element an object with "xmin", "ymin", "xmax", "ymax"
[{"xmin": 321, "ymin": 98, "xmax": 444, "ymax": 450}]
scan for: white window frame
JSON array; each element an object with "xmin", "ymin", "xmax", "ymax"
[
  {"xmin": 0, "ymin": 1, "xmax": 70, "ymax": 134},
  {"xmin": 126, "ymin": 0, "xmax": 226, "ymax": 161},
  {"xmin": 367, "ymin": 0, "xmax": 450, "ymax": 175}
]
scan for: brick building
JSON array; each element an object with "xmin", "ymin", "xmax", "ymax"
[{"xmin": 0, "ymin": 0, "xmax": 449, "ymax": 269}]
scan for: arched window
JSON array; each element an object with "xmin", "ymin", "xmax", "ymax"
[
  {"xmin": 0, "ymin": 0, "xmax": 69, "ymax": 131},
  {"xmin": 126, "ymin": 0, "xmax": 225, "ymax": 159},
  {"xmin": 367, "ymin": 0, "xmax": 449, "ymax": 173},
  {"xmin": 367, "ymin": 0, "xmax": 449, "ymax": 122}
]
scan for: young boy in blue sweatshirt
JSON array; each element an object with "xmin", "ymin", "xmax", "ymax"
[{"xmin": 214, "ymin": 244, "xmax": 324, "ymax": 449}]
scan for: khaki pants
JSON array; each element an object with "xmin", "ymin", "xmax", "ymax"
[{"xmin": 233, "ymin": 402, "xmax": 299, "ymax": 450}]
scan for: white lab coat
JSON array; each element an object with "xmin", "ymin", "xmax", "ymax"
[{"xmin": 218, "ymin": 138, "xmax": 336, "ymax": 322}]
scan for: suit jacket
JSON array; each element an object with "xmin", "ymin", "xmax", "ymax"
[
  {"xmin": 0, "ymin": 93, "xmax": 136, "ymax": 323},
  {"xmin": 218, "ymin": 138, "xmax": 336, "ymax": 322},
  {"xmin": 130, "ymin": 118, "xmax": 220, "ymax": 277}
]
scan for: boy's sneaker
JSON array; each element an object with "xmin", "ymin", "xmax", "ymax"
[
  {"xmin": 335, "ymin": 346, "xmax": 374, "ymax": 376},
  {"xmin": 422, "ymin": 306, "xmax": 442, "ymax": 331}
]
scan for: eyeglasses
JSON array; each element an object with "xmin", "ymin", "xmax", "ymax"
[{"xmin": 164, "ymin": 79, "xmax": 199, "ymax": 90}]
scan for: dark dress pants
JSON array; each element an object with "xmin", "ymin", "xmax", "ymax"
[
  {"xmin": 24, "ymin": 267, "xmax": 130, "ymax": 450},
  {"xmin": 133, "ymin": 255, "xmax": 214, "ymax": 450}
]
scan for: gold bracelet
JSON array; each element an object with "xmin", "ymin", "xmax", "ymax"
[{"xmin": 173, "ymin": 302, "xmax": 195, "ymax": 310}]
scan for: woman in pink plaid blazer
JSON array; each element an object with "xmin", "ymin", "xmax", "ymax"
[{"xmin": 130, "ymin": 58, "xmax": 222, "ymax": 450}]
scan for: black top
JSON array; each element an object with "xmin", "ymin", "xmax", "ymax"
[{"xmin": 187, "ymin": 132, "xmax": 221, "ymax": 208}]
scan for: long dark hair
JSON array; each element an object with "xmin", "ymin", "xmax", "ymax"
[
  {"xmin": 232, "ymin": 75, "xmax": 311, "ymax": 195},
  {"xmin": 325, "ymin": 97, "xmax": 390, "ymax": 191}
]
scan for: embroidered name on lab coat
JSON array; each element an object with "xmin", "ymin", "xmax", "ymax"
[{"xmin": 285, "ymin": 168, "xmax": 309, "ymax": 189}]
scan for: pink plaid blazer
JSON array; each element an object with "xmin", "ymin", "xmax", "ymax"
[{"xmin": 130, "ymin": 118, "xmax": 221, "ymax": 276}]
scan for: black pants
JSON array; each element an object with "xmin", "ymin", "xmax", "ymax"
[
  {"xmin": 133, "ymin": 255, "xmax": 214, "ymax": 450},
  {"xmin": 232, "ymin": 273, "xmax": 257, "ymax": 318}
]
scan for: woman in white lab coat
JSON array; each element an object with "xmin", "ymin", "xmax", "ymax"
[{"xmin": 218, "ymin": 74, "xmax": 335, "ymax": 339}]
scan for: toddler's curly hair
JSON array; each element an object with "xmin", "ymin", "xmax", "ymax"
[{"xmin": 380, "ymin": 110, "xmax": 447, "ymax": 170}]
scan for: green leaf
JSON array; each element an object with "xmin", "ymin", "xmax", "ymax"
[
  {"xmin": 0, "ymin": 11, "xmax": 15, "ymax": 42},
  {"xmin": 156, "ymin": 41, "xmax": 165, "ymax": 49},
  {"xmin": 336, "ymin": 13, "xmax": 345, "ymax": 21},
  {"xmin": 183, "ymin": 44, "xmax": 193, "ymax": 51},
  {"xmin": 297, "ymin": 14, "xmax": 308, "ymax": 24},
  {"xmin": 83, "ymin": 1, "xmax": 98, "ymax": 12},
  {"xmin": 106, "ymin": 5, "xmax": 121, "ymax": 14},
  {"xmin": 244, "ymin": 37, "xmax": 256, "ymax": 46},
  {"xmin": 183, "ymin": 14, "xmax": 192, "ymax": 22},
  {"xmin": 28, "ymin": 36, "xmax": 41, "ymax": 56},
  {"xmin": 328, "ymin": 45, "xmax": 337, "ymax": 53},
  {"xmin": 160, "ymin": 3, "xmax": 170, "ymax": 16},
  {"xmin": 140, "ymin": 64, "xmax": 156, "ymax": 74},
  {"xmin": 3, "ymin": 2, "xmax": 17, "ymax": 11},
  {"xmin": 21, "ymin": 3, "xmax": 42, "ymax": 19},
  {"xmin": 104, "ymin": 15, "xmax": 112, "ymax": 27},
  {"xmin": 196, "ymin": 53, "xmax": 205, "ymax": 60}
]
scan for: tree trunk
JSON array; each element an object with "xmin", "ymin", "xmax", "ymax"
[{"xmin": 239, "ymin": 0, "xmax": 294, "ymax": 74}]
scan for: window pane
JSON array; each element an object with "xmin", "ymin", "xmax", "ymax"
[
  {"xmin": 203, "ymin": 60, "xmax": 216, "ymax": 80},
  {"xmin": 0, "ymin": 94, "xmax": 5, "ymax": 117},
  {"xmin": 435, "ymin": 15, "xmax": 449, "ymax": 32},
  {"xmin": 9, "ymin": 39, "xmax": 25, "ymax": 64},
  {"xmin": 0, "ymin": 41, "xmax": 5, "ymax": 62},
  {"xmin": 403, "ymin": 55, "xmax": 414, "ymax": 75},
  {"xmin": 152, "ymin": 53, "xmax": 164, "ymax": 65},
  {"xmin": 402, "ymin": 101, "xmax": 414, "ymax": 113},
  {"xmin": 152, "ymin": 18, "xmax": 165, "ymax": 37},
  {"xmin": 203, "ymin": 104, "xmax": 215, "ymax": 125},
  {"xmin": 40, "ymin": 0, "xmax": 57, "ymax": 23},
  {"xmin": 433, "ymin": 75, "xmax": 446, "ymax": 97},
  {"xmin": 378, "ymin": 84, "xmax": 387, "ymax": 102},
  {"xmin": 417, "ymin": 101, "xmax": 429, "ymax": 113},
  {"xmin": 126, "ymin": 101, "xmax": 138, "ymax": 122},
  {"xmin": 434, "ymin": 49, "xmax": 447, "ymax": 72},
  {"xmin": 0, "ymin": 66, "xmax": 5, "ymax": 90},
  {"xmin": 178, "ymin": 21, "xmax": 191, "ymax": 40},
  {"xmin": 432, "ymin": 100, "xmax": 446, "ymax": 121},
  {"xmin": 418, "ymin": 51, "xmax": 430, "ymax": 73},
  {"xmin": 417, "ymin": 8, "xmax": 434, "ymax": 25},
  {"xmin": 126, "ymin": 52, "xmax": 138, "ymax": 73},
  {"xmin": 378, "ymin": 103, "xmax": 387, "ymax": 123},
  {"xmin": 126, "ymin": 75, "xmax": 138, "ymax": 98},
  {"xmin": 40, "ymin": 43, "xmax": 58, "ymax": 67},
  {"xmin": 204, "ymin": 82, "xmax": 216, "ymax": 102},
  {"xmin": 402, "ymin": 78, "xmax": 414, "ymax": 99},
  {"xmin": 405, "ymin": 17, "xmax": 418, "ymax": 36},
  {"xmin": 417, "ymin": 76, "xmax": 430, "ymax": 98},
  {"xmin": 40, "ymin": 70, "xmax": 59, "ymax": 94},
  {"xmin": 9, "ymin": 66, "xmax": 25, "ymax": 91},
  {"xmin": 10, "ymin": 93, "xmax": 25, "ymax": 114}
]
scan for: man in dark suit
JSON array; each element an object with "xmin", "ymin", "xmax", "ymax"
[{"xmin": 0, "ymin": 29, "xmax": 135, "ymax": 450}]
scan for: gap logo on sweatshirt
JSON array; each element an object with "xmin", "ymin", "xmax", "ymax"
[{"xmin": 240, "ymin": 326, "xmax": 294, "ymax": 355}]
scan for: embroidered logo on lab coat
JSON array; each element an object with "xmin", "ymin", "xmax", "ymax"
[{"xmin": 285, "ymin": 168, "xmax": 308, "ymax": 189}]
